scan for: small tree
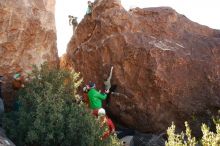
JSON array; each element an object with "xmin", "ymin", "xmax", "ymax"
[
  {"xmin": 166, "ymin": 122, "xmax": 186, "ymax": 146},
  {"xmin": 3, "ymin": 63, "xmax": 121, "ymax": 146},
  {"xmin": 201, "ymin": 122, "xmax": 220, "ymax": 146},
  {"xmin": 166, "ymin": 122, "xmax": 197, "ymax": 146},
  {"xmin": 166, "ymin": 120, "xmax": 220, "ymax": 146}
]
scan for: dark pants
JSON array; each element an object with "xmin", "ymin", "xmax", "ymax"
[
  {"xmin": 0, "ymin": 98, "xmax": 4, "ymax": 114},
  {"xmin": 0, "ymin": 84, "xmax": 2, "ymax": 99},
  {"xmin": 0, "ymin": 84, "xmax": 4, "ymax": 113},
  {"xmin": 116, "ymin": 127, "xmax": 135, "ymax": 139},
  {"xmin": 0, "ymin": 85, "xmax": 4, "ymax": 125}
]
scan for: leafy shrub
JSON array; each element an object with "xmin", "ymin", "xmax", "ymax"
[
  {"xmin": 166, "ymin": 120, "xmax": 220, "ymax": 146},
  {"xmin": 201, "ymin": 120, "xmax": 220, "ymax": 146},
  {"xmin": 166, "ymin": 122, "xmax": 197, "ymax": 146},
  {"xmin": 3, "ymin": 63, "xmax": 121, "ymax": 146}
]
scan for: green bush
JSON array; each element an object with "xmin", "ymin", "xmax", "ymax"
[
  {"xmin": 166, "ymin": 120, "xmax": 220, "ymax": 146},
  {"xmin": 201, "ymin": 119, "xmax": 220, "ymax": 146},
  {"xmin": 166, "ymin": 122, "xmax": 197, "ymax": 146},
  {"xmin": 3, "ymin": 63, "xmax": 121, "ymax": 146}
]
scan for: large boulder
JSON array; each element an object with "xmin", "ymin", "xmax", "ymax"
[
  {"xmin": 0, "ymin": 0, "xmax": 58, "ymax": 105},
  {"xmin": 64, "ymin": 0, "xmax": 220, "ymax": 134}
]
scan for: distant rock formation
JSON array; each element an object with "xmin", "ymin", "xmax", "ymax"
[
  {"xmin": 0, "ymin": 0, "xmax": 58, "ymax": 105},
  {"xmin": 64, "ymin": 0, "xmax": 220, "ymax": 135}
]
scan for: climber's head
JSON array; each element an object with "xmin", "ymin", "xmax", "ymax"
[
  {"xmin": 15, "ymin": 67, "xmax": 22, "ymax": 73},
  {"xmin": 13, "ymin": 73, "xmax": 21, "ymax": 80},
  {"xmin": 88, "ymin": 81, "xmax": 96, "ymax": 89},
  {"xmin": 103, "ymin": 74, "xmax": 108, "ymax": 81},
  {"xmin": 88, "ymin": 1, "xmax": 92, "ymax": 4},
  {"xmin": 98, "ymin": 108, "xmax": 106, "ymax": 116}
]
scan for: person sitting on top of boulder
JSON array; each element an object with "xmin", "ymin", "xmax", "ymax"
[
  {"xmin": 87, "ymin": 81, "xmax": 109, "ymax": 115},
  {"xmin": 68, "ymin": 15, "xmax": 78, "ymax": 35},
  {"xmin": 98, "ymin": 108, "xmax": 115, "ymax": 140},
  {"xmin": 86, "ymin": 1, "xmax": 93, "ymax": 15},
  {"xmin": 12, "ymin": 68, "xmax": 25, "ymax": 90}
]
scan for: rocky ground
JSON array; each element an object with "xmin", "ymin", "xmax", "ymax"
[{"xmin": 0, "ymin": 128, "xmax": 15, "ymax": 146}]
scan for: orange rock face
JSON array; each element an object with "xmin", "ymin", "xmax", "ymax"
[
  {"xmin": 0, "ymin": 0, "xmax": 58, "ymax": 105},
  {"xmin": 66, "ymin": 0, "xmax": 220, "ymax": 134}
]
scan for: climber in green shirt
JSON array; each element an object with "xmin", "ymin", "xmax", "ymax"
[{"xmin": 87, "ymin": 82, "xmax": 109, "ymax": 109}]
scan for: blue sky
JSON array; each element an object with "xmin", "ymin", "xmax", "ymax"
[{"xmin": 55, "ymin": 0, "xmax": 220, "ymax": 56}]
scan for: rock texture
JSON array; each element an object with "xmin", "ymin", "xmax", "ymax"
[
  {"xmin": 0, "ymin": 0, "xmax": 58, "ymax": 105},
  {"xmin": 64, "ymin": 0, "xmax": 220, "ymax": 134}
]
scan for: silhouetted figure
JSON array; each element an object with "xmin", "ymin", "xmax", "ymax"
[
  {"xmin": 68, "ymin": 15, "xmax": 78, "ymax": 35},
  {"xmin": 86, "ymin": 1, "xmax": 93, "ymax": 15}
]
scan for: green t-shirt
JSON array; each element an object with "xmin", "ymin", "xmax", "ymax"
[{"xmin": 88, "ymin": 88, "xmax": 107, "ymax": 109}]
